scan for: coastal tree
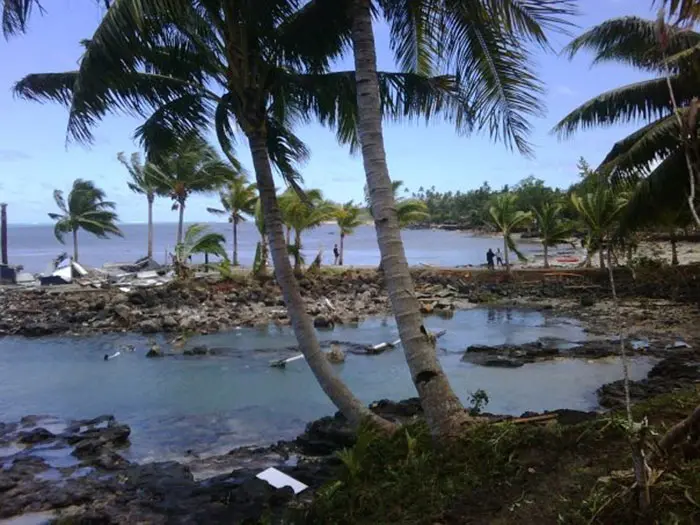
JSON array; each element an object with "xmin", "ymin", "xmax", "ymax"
[
  {"xmin": 488, "ymin": 193, "xmax": 532, "ymax": 272},
  {"xmin": 571, "ymin": 188, "xmax": 628, "ymax": 268},
  {"xmin": 553, "ymin": 16, "xmax": 700, "ymax": 229},
  {"xmin": 364, "ymin": 180, "xmax": 429, "ymax": 228},
  {"xmin": 532, "ymin": 201, "xmax": 573, "ymax": 268},
  {"xmin": 252, "ymin": 200, "xmax": 268, "ymax": 276},
  {"xmin": 207, "ymin": 177, "xmax": 257, "ymax": 266},
  {"xmin": 279, "ymin": 188, "xmax": 335, "ymax": 272},
  {"xmin": 173, "ymin": 223, "xmax": 228, "ymax": 279},
  {"xmin": 334, "ymin": 201, "xmax": 363, "ymax": 265},
  {"xmin": 347, "ymin": 0, "xmax": 576, "ymax": 437},
  {"xmin": 49, "ymin": 178, "xmax": 122, "ymax": 263},
  {"xmin": 117, "ymin": 151, "xmax": 160, "ymax": 260},
  {"xmin": 148, "ymin": 136, "xmax": 234, "ymax": 246},
  {"xmin": 13, "ymin": 0, "xmax": 476, "ymax": 432}
]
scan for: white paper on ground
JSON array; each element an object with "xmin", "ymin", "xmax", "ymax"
[{"xmin": 256, "ymin": 467, "xmax": 308, "ymax": 494}]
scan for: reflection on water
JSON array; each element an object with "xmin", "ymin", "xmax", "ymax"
[{"xmin": 0, "ymin": 308, "xmax": 652, "ymax": 462}]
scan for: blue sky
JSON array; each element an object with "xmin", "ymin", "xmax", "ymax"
[{"xmin": 0, "ymin": 0, "xmax": 656, "ymax": 224}]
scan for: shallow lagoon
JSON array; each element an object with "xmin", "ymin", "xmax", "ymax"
[{"xmin": 0, "ymin": 308, "xmax": 652, "ymax": 462}]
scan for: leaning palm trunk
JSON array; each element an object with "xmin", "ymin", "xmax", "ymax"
[
  {"xmin": 247, "ymin": 130, "xmax": 393, "ymax": 432},
  {"xmin": 350, "ymin": 0, "xmax": 468, "ymax": 438},
  {"xmin": 340, "ymin": 232, "xmax": 345, "ymax": 266},
  {"xmin": 147, "ymin": 195, "xmax": 154, "ymax": 260},
  {"xmin": 543, "ymin": 244, "xmax": 550, "ymax": 268},
  {"xmin": 670, "ymin": 232, "xmax": 679, "ymax": 265},
  {"xmin": 503, "ymin": 236, "xmax": 510, "ymax": 272}
]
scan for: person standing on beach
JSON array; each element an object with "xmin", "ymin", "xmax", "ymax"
[
  {"xmin": 486, "ymin": 248, "xmax": 495, "ymax": 270},
  {"xmin": 333, "ymin": 244, "xmax": 340, "ymax": 265},
  {"xmin": 495, "ymin": 248, "xmax": 504, "ymax": 267}
]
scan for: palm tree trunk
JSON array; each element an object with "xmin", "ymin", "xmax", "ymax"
[
  {"xmin": 340, "ymin": 232, "xmax": 345, "ymax": 266},
  {"xmin": 0, "ymin": 203, "xmax": 7, "ymax": 265},
  {"xmin": 233, "ymin": 217, "xmax": 239, "ymax": 266},
  {"xmin": 72, "ymin": 228, "xmax": 79, "ymax": 263},
  {"xmin": 350, "ymin": 0, "xmax": 468, "ymax": 439},
  {"xmin": 671, "ymin": 232, "xmax": 679, "ymax": 266},
  {"xmin": 543, "ymin": 243, "xmax": 549, "ymax": 269},
  {"xmin": 147, "ymin": 195, "xmax": 154, "ymax": 260},
  {"xmin": 599, "ymin": 244, "xmax": 605, "ymax": 269},
  {"xmin": 176, "ymin": 199, "xmax": 186, "ymax": 246},
  {"xmin": 286, "ymin": 226, "xmax": 291, "ymax": 246},
  {"xmin": 503, "ymin": 236, "xmax": 510, "ymax": 273},
  {"xmin": 247, "ymin": 129, "xmax": 393, "ymax": 433},
  {"xmin": 294, "ymin": 229, "xmax": 302, "ymax": 272}
]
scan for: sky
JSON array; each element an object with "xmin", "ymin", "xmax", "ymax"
[{"xmin": 0, "ymin": 0, "xmax": 658, "ymax": 224}]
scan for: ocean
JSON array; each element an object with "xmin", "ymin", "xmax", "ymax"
[{"xmin": 4, "ymin": 222, "xmax": 547, "ymax": 273}]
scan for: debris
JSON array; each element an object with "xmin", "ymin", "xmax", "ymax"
[
  {"xmin": 256, "ymin": 467, "xmax": 307, "ymax": 494},
  {"xmin": 270, "ymin": 354, "xmax": 305, "ymax": 368}
]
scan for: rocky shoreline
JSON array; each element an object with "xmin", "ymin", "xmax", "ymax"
[{"xmin": 2, "ymin": 341, "xmax": 699, "ymax": 525}]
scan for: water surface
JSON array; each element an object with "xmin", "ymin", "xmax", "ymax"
[{"xmin": 0, "ymin": 308, "xmax": 652, "ymax": 462}]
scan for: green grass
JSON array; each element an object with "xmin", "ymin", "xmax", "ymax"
[{"xmin": 290, "ymin": 389, "xmax": 700, "ymax": 525}]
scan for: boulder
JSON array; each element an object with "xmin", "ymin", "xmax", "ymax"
[
  {"xmin": 17, "ymin": 427, "xmax": 56, "ymax": 445},
  {"xmin": 20, "ymin": 322, "xmax": 65, "ymax": 337},
  {"xmin": 580, "ymin": 295, "xmax": 596, "ymax": 307},
  {"xmin": 313, "ymin": 316, "xmax": 334, "ymax": 329},
  {"xmin": 326, "ymin": 344, "xmax": 346, "ymax": 364},
  {"xmin": 139, "ymin": 319, "xmax": 163, "ymax": 334}
]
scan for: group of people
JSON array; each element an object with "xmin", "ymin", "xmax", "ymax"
[{"xmin": 486, "ymin": 248, "xmax": 504, "ymax": 269}]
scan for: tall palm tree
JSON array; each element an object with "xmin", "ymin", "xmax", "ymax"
[
  {"xmin": 2, "ymin": 0, "xmax": 110, "ymax": 38},
  {"xmin": 148, "ymin": 136, "xmax": 233, "ymax": 246},
  {"xmin": 207, "ymin": 177, "xmax": 257, "ymax": 266},
  {"xmin": 335, "ymin": 201, "xmax": 363, "ymax": 265},
  {"xmin": 346, "ymin": 0, "xmax": 576, "ymax": 436},
  {"xmin": 117, "ymin": 151, "xmax": 159, "ymax": 260},
  {"xmin": 488, "ymin": 193, "xmax": 532, "ymax": 272},
  {"xmin": 49, "ymin": 178, "xmax": 122, "ymax": 263},
  {"xmin": 173, "ymin": 223, "xmax": 228, "ymax": 279},
  {"xmin": 532, "ymin": 201, "xmax": 573, "ymax": 268},
  {"xmin": 16, "ymin": 1, "xmax": 468, "ymax": 432},
  {"xmin": 553, "ymin": 17, "xmax": 700, "ymax": 227},
  {"xmin": 571, "ymin": 188, "xmax": 628, "ymax": 269}
]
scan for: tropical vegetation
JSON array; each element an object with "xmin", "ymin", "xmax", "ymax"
[
  {"xmin": 117, "ymin": 151, "xmax": 159, "ymax": 260},
  {"xmin": 532, "ymin": 202, "xmax": 573, "ymax": 268},
  {"xmin": 173, "ymin": 223, "xmax": 228, "ymax": 279},
  {"xmin": 48, "ymin": 178, "xmax": 122, "ymax": 263},
  {"xmin": 334, "ymin": 201, "xmax": 363, "ymax": 265},
  {"xmin": 207, "ymin": 177, "xmax": 257, "ymax": 266},
  {"xmin": 488, "ymin": 193, "xmax": 532, "ymax": 272}
]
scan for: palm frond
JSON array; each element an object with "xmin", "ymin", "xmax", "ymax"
[
  {"xmin": 552, "ymin": 76, "xmax": 692, "ymax": 137},
  {"xmin": 2, "ymin": 0, "xmax": 41, "ymax": 38}
]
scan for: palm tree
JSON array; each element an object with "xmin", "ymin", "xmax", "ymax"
[
  {"xmin": 16, "ymin": 1, "xmax": 472, "ymax": 432},
  {"xmin": 173, "ymin": 223, "xmax": 228, "ymax": 279},
  {"xmin": 279, "ymin": 188, "xmax": 335, "ymax": 272},
  {"xmin": 252, "ymin": 200, "xmax": 269, "ymax": 275},
  {"xmin": 335, "ymin": 201, "xmax": 363, "ymax": 265},
  {"xmin": 207, "ymin": 177, "xmax": 257, "ymax": 266},
  {"xmin": 48, "ymin": 178, "xmax": 122, "ymax": 263},
  {"xmin": 532, "ymin": 202, "xmax": 573, "ymax": 268},
  {"xmin": 553, "ymin": 16, "xmax": 700, "ymax": 228},
  {"xmin": 347, "ymin": 0, "xmax": 576, "ymax": 436},
  {"xmin": 364, "ymin": 180, "xmax": 429, "ymax": 228},
  {"xmin": 571, "ymin": 188, "xmax": 628, "ymax": 269},
  {"xmin": 148, "ymin": 136, "xmax": 234, "ymax": 246},
  {"xmin": 117, "ymin": 151, "xmax": 159, "ymax": 260},
  {"xmin": 488, "ymin": 193, "xmax": 532, "ymax": 272}
]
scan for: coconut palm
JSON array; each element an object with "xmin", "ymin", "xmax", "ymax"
[
  {"xmin": 207, "ymin": 177, "xmax": 257, "ymax": 266},
  {"xmin": 346, "ymin": 0, "xmax": 575, "ymax": 435},
  {"xmin": 279, "ymin": 188, "xmax": 335, "ymax": 272},
  {"xmin": 49, "ymin": 178, "xmax": 122, "ymax": 263},
  {"xmin": 252, "ymin": 199, "xmax": 269, "ymax": 275},
  {"xmin": 553, "ymin": 16, "xmax": 700, "ymax": 227},
  {"xmin": 488, "ymin": 193, "xmax": 532, "ymax": 272},
  {"xmin": 117, "ymin": 151, "xmax": 160, "ymax": 260},
  {"xmin": 148, "ymin": 136, "xmax": 234, "ymax": 246},
  {"xmin": 532, "ymin": 201, "xmax": 573, "ymax": 268},
  {"xmin": 15, "ymin": 1, "xmax": 475, "ymax": 431},
  {"xmin": 2, "ymin": 0, "xmax": 111, "ymax": 38},
  {"xmin": 571, "ymin": 188, "xmax": 628, "ymax": 269},
  {"xmin": 173, "ymin": 223, "xmax": 228, "ymax": 279},
  {"xmin": 334, "ymin": 201, "xmax": 363, "ymax": 265},
  {"xmin": 364, "ymin": 180, "xmax": 429, "ymax": 228}
]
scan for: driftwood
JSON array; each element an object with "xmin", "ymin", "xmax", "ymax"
[{"xmin": 654, "ymin": 404, "xmax": 700, "ymax": 458}]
